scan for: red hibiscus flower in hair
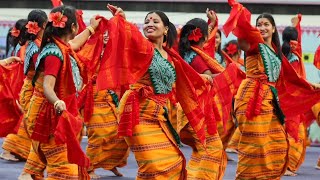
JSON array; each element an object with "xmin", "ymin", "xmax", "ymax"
[
  {"xmin": 49, "ymin": 11, "xmax": 68, "ymax": 28},
  {"xmin": 26, "ymin": 21, "xmax": 41, "ymax": 35},
  {"xmin": 188, "ymin": 28, "xmax": 203, "ymax": 42},
  {"xmin": 11, "ymin": 27, "xmax": 20, "ymax": 37},
  {"xmin": 226, "ymin": 43, "xmax": 238, "ymax": 56}
]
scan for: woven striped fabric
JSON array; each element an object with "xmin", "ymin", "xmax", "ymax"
[
  {"xmin": 178, "ymin": 105, "xmax": 227, "ymax": 180},
  {"xmin": 85, "ymin": 86, "xmax": 129, "ymax": 172},
  {"xmin": 287, "ymin": 122, "xmax": 307, "ymax": 173},
  {"xmin": 119, "ymin": 90, "xmax": 186, "ymax": 180}
]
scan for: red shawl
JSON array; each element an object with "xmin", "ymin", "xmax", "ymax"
[
  {"xmin": 77, "ymin": 17, "xmax": 108, "ymax": 122},
  {"xmin": 213, "ymin": 63, "xmax": 246, "ymax": 131},
  {"xmin": 97, "ymin": 15, "xmax": 208, "ymax": 145},
  {"xmin": 0, "ymin": 63, "xmax": 24, "ymax": 137},
  {"xmin": 97, "ymin": 15, "xmax": 154, "ymax": 91}
]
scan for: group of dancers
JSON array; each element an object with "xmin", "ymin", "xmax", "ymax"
[{"xmin": 1, "ymin": 0, "xmax": 320, "ymax": 179}]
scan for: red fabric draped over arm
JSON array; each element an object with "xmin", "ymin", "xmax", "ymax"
[
  {"xmin": 97, "ymin": 15, "xmax": 154, "ymax": 91},
  {"xmin": 277, "ymin": 56, "xmax": 320, "ymax": 118},
  {"xmin": 0, "ymin": 64, "xmax": 24, "ymax": 137},
  {"xmin": 166, "ymin": 48, "xmax": 208, "ymax": 145},
  {"xmin": 203, "ymin": 16, "xmax": 218, "ymax": 58},
  {"xmin": 223, "ymin": 0, "xmax": 263, "ymax": 54}
]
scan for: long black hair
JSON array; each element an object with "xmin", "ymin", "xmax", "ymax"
[
  {"xmin": 256, "ymin": 13, "xmax": 281, "ymax": 58},
  {"xmin": 6, "ymin": 27, "xmax": 14, "ymax": 56},
  {"xmin": 178, "ymin": 18, "xmax": 208, "ymax": 58},
  {"xmin": 24, "ymin": 10, "xmax": 48, "ymax": 42},
  {"xmin": 145, "ymin": 11, "xmax": 177, "ymax": 48},
  {"xmin": 282, "ymin": 26, "xmax": 298, "ymax": 58},
  {"xmin": 12, "ymin": 19, "xmax": 28, "ymax": 47},
  {"xmin": 216, "ymin": 29, "xmax": 222, "ymax": 56},
  {"xmin": 40, "ymin": 5, "xmax": 77, "ymax": 51}
]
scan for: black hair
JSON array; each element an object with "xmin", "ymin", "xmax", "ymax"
[
  {"xmin": 216, "ymin": 29, "xmax": 222, "ymax": 55},
  {"xmin": 282, "ymin": 26, "xmax": 298, "ymax": 58},
  {"xmin": 6, "ymin": 27, "xmax": 14, "ymax": 56},
  {"xmin": 223, "ymin": 39, "xmax": 240, "ymax": 57},
  {"xmin": 40, "ymin": 5, "xmax": 77, "ymax": 51},
  {"xmin": 145, "ymin": 11, "xmax": 177, "ymax": 48},
  {"xmin": 12, "ymin": 19, "xmax": 28, "ymax": 47},
  {"xmin": 178, "ymin": 18, "xmax": 208, "ymax": 58},
  {"xmin": 256, "ymin": 13, "xmax": 282, "ymax": 58},
  {"xmin": 24, "ymin": 10, "xmax": 48, "ymax": 42}
]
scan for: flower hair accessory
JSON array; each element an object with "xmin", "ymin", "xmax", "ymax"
[
  {"xmin": 26, "ymin": 21, "xmax": 41, "ymax": 35},
  {"xmin": 226, "ymin": 43, "xmax": 238, "ymax": 56},
  {"xmin": 11, "ymin": 27, "xmax": 20, "ymax": 37},
  {"xmin": 188, "ymin": 28, "xmax": 203, "ymax": 42},
  {"xmin": 49, "ymin": 11, "xmax": 68, "ymax": 28}
]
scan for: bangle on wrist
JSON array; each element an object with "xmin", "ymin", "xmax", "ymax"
[
  {"xmin": 54, "ymin": 100, "xmax": 62, "ymax": 109},
  {"xmin": 86, "ymin": 26, "xmax": 95, "ymax": 35}
]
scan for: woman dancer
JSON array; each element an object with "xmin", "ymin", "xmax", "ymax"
[
  {"xmin": 25, "ymin": 5, "xmax": 100, "ymax": 179},
  {"xmin": 281, "ymin": 14, "xmax": 307, "ymax": 176},
  {"xmin": 223, "ymin": 1, "xmax": 288, "ymax": 179},
  {"xmin": 96, "ymin": 4, "xmax": 211, "ymax": 179},
  {"xmin": 178, "ymin": 13, "xmax": 227, "ymax": 179}
]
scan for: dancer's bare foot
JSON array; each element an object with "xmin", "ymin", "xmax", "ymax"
[
  {"xmin": 315, "ymin": 165, "xmax": 320, "ymax": 170},
  {"xmin": 111, "ymin": 167, "xmax": 123, "ymax": 177},
  {"xmin": 18, "ymin": 172, "xmax": 33, "ymax": 180},
  {"xmin": 226, "ymin": 148, "xmax": 238, "ymax": 153},
  {"xmin": 89, "ymin": 171, "xmax": 101, "ymax": 179},
  {"xmin": 0, "ymin": 151, "xmax": 19, "ymax": 161},
  {"xmin": 226, "ymin": 154, "xmax": 234, "ymax": 161},
  {"xmin": 284, "ymin": 169, "xmax": 297, "ymax": 176}
]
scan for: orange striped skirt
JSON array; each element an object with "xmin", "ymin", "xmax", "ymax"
[
  {"xmin": 287, "ymin": 122, "xmax": 306, "ymax": 173},
  {"xmin": 177, "ymin": 104, "xmax": 227, "ymax": 180},
  {"xmin": 85, "ymin": 87, "xmax": 129, "ymax": 172},
  {"xmin": 234, "ymin": 79, "xmax": 288, "ymax": 179},
  {"xmin": 119, "ymin": 90, "xmax": 186, "ymax": 180}
]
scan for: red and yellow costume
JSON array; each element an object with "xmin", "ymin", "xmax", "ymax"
[
  {"xmin": 26, "ymin": 37, "xmax": 89, "ymax": 179},
  {"xmin": 97, "ymin": 15, "xmax": 213, "ymax": 180},
  {"xmin": 77, "ymin": 26, "xmax": 129, "ymax": 173},
  {"xmin": 180, "ymin": 42, "xmax": 227, "ymax": 179},
  {"xmin": 224, "ymin": 1, "xmax": 320, "ymax": 179},
  {"xmin": 284, "ymin": 14, "xmax": 308, "ymax": 174}
]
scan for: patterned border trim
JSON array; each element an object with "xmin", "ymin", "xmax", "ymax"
[
  {"xmin": 183, "ymin": 50, "xmax": 197, "ymax": 64},
  {"xmin": 258, "ymin": 43, "xmax": 281, "ymax": 82},
  {"xmin": 24, "ymin": 41, "xmax": 39, "ymax": 75},
  {"xmin": 35, "ymin": 43, "xmax": 63, "ymax": 70}
]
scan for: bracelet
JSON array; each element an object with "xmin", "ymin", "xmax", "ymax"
[
  {"xmin": 208, "ymin": 26, "xmax": 213, "ymax": 33},
  {"xmin": 86, "ymin": 26, "xmax": 95, "ymax": 35},
  {"xmin": 54, "ymin": 100, "xmax": 63, "ymax": 109}
]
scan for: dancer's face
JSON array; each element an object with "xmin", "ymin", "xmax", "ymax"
[
  {"xmin": 143, "ymin": 13, "xmax": 168, "ymax": 41},
  {"xmin": 256, "ymin": 18, "xmax": 274, "ymax": 41}
]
